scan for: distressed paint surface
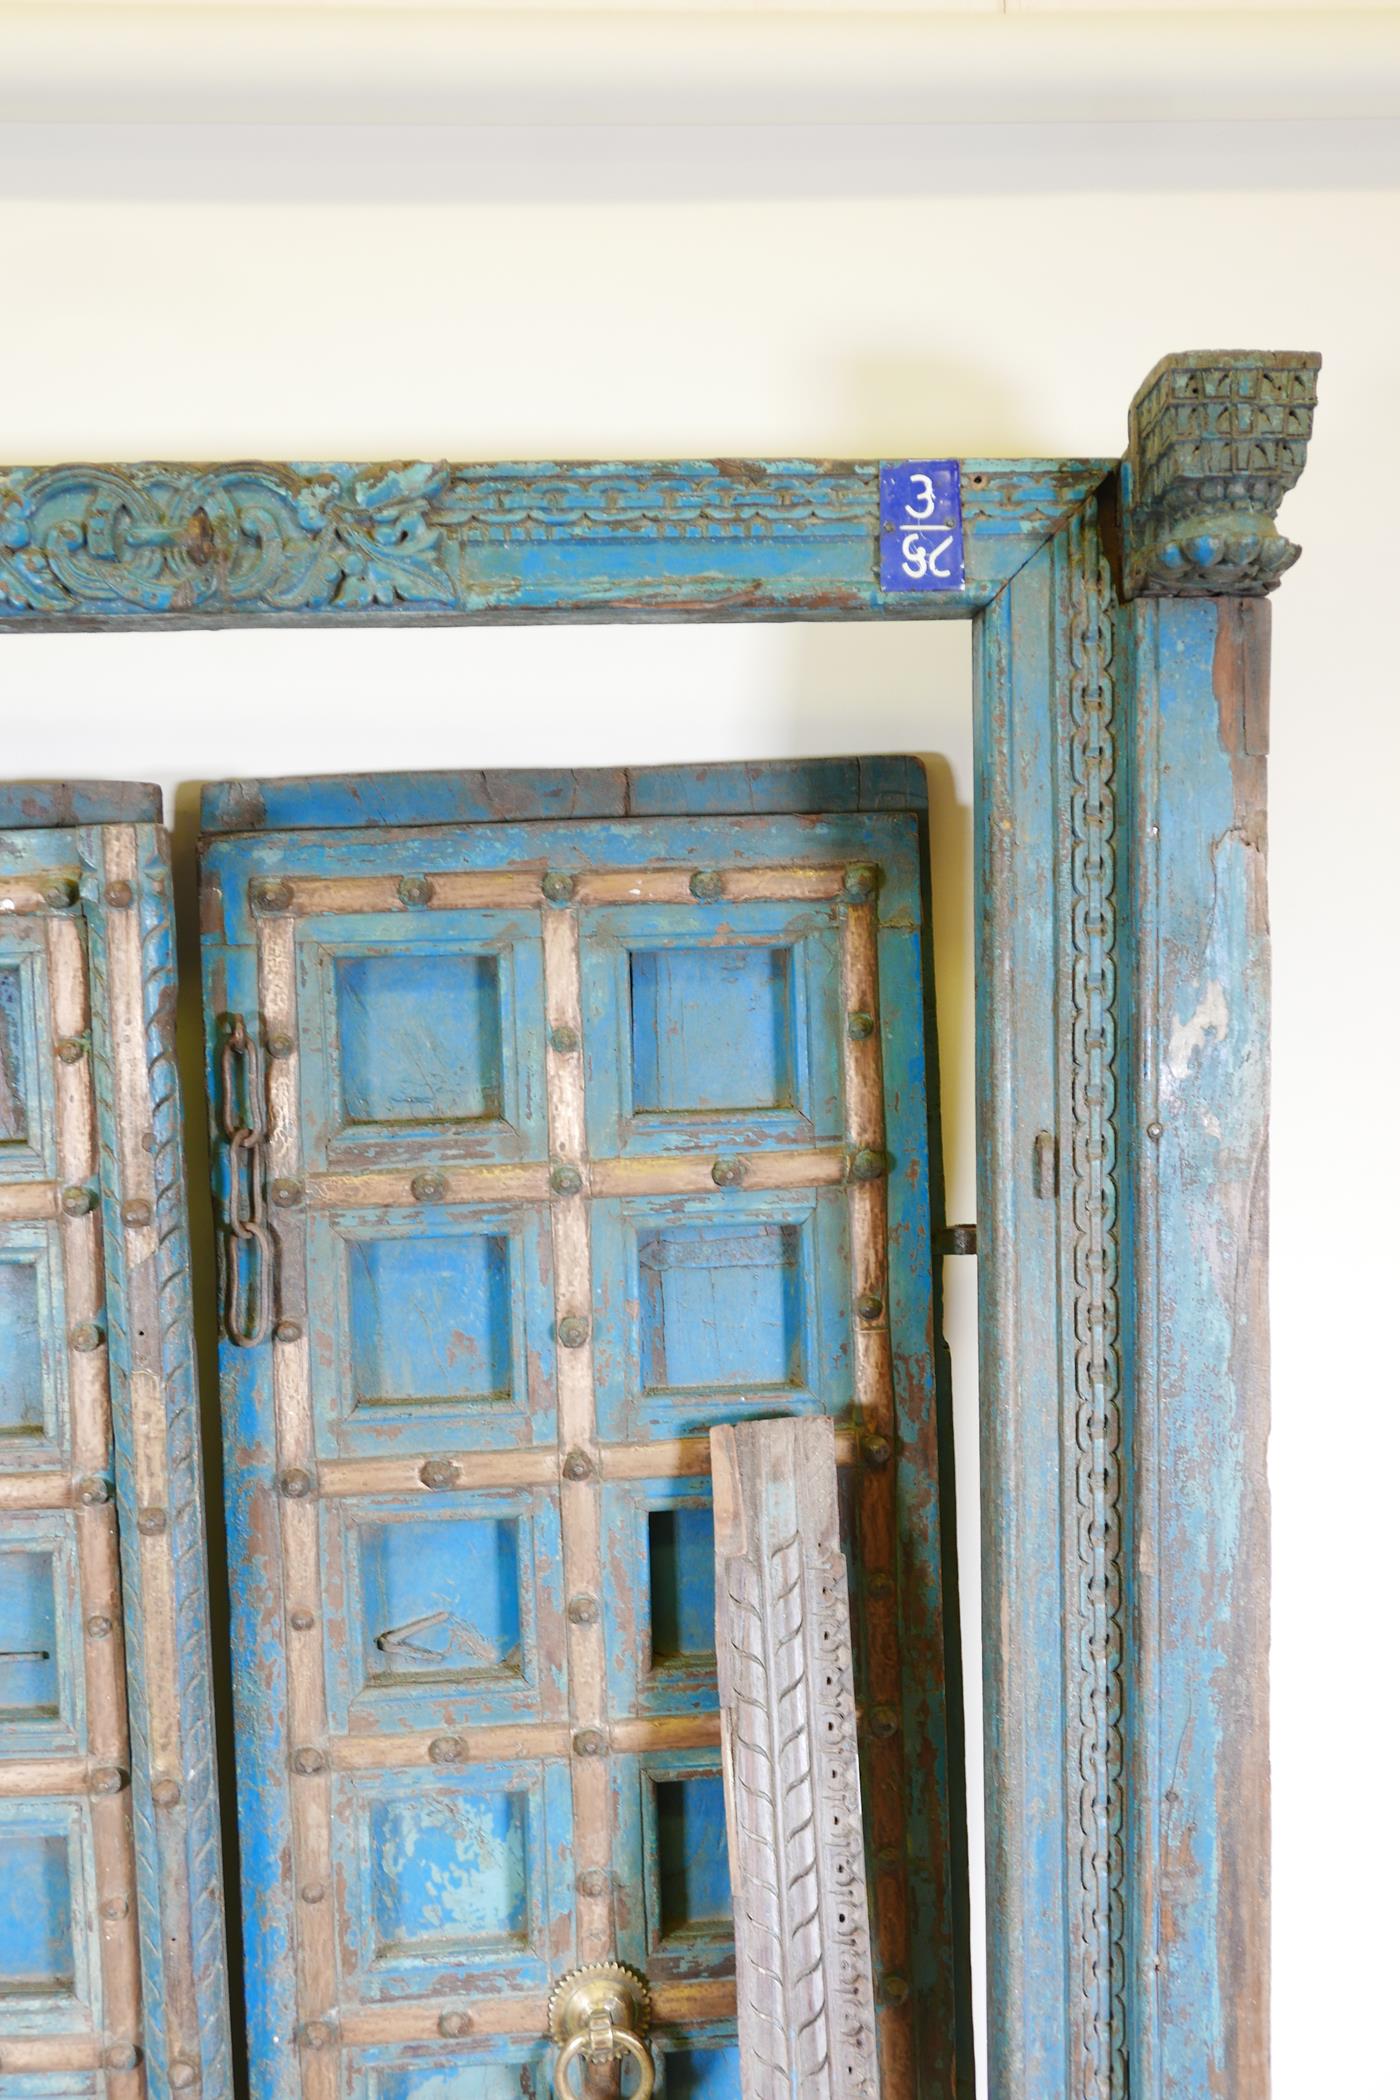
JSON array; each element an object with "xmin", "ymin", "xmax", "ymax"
[
  {"xmin": 200, "ymin": 781, "xmax": 960, "ymax": 2100},
  {"xmin": 0, "ymin": 820, "xmax": 231, "ymax": 2100}
]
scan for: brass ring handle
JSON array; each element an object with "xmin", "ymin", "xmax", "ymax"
[
  {"xmin": 547, "ymin": 1960, "xmax": 654, "ymax": 2100},
  {"xmin": 552, "ymin": 2026, "xmax": 655, "ymax": 2100}
]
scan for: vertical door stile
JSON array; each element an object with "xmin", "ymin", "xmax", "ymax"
[
  {"xmin": 257, "ymin": 907, "xmax": 339, "ymax": 2089},
  {"xmin": 541, "ymin": 898, "xmax": 617, "ymax": 1967}
]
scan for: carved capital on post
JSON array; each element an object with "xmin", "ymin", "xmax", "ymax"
[{"xmin": 1122, "ymin": 349, "xmax": 1320, "ymax": 596}]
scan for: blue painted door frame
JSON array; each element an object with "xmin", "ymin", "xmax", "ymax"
[{"xmin": 0, "ymin": 347, "xmax": 1318, "ymax": 2100}]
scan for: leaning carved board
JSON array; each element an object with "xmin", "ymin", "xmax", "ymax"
[
  {"xmin": 199, "ymin": 760, "xmax": 961, "ymax": 2100},
  {"xmin": 0, "ymin": 790, "xmax": 231, "ymax": 2100}
]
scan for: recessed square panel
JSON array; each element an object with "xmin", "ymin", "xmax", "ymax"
[
  {"xmin": 0, "ymin": 1551, "xmax": 59, "ymax": 1724},
  {"xmin": 358, "ymin": 1515, "xmax": 522, "ymax": 1693},
  {"xmin": 655, "ymin": 1775, "xmax": 731, "ymax": 1942},
  {"xmin": 336, "ymin": 952, "xmax": 504, "ymax": 1126},
  {"xmin": 367, "ymin": 1787, "xmax": 529, "ymax": 1964},
  {"xmin": 0, "ymin": 964, "xmax": 28, "ymax": 1147},
  {"xmin": 630, "ymin": 946, "xmax": 795, "ymax": 1113},
  {"xmin": 0, "ymin": 1829, "xmax": 74, "ymax": 1997},
  {"xmin": 639, "ymin": 1223, "xmax": 803, "ymax": 1393},
  {"xmin": 0, "ymin": 1255, "xmax": 45, "ymax": 1438},
  {"xmin": 648, "ymin": 1505, "xmax": 716, "ymax": 1667},
  {"xmin": 665, "ymin": 2048, "xmax": 742, "ymax": 2097},
  {"xmin": 348, "ymin": 1233, "xmax": 512, "ymax": 1409}
]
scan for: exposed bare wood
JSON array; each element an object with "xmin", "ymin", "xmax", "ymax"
[
  {"xmin": 330, "ymin": 1723, "xmax": 575, "ymax": 1771},
  {"xmin": 711, "ymin": 1415, "xmax": 880, "ymax": 2100},
  {"xmin": 249, "ymin": 864, "xmax": 850, "ymax": 921},
  {"xmin": 334, "ymin": 1977, "xmax": 737, "ymax": 2048},
  {"xmin": 0, "ymin": 1178, "xmax": 60, "ymax": 1220},
  {"xmin": 306, "ymin": 1161, "xmax": 551, "ymax": 1209},
  {"xmin": 0, "ymin": 877, "xmax": 65, "ymax": 915},
  {"xmin": 0, "ymin": 1469, "xmax": 77, "ymax": 1509},
  {"xmin": 570, "ymin": 866, "xmax": 845, "ymax": 906},
  {"xmin": 0, "ymin": 2035, "xmax": 107, "ymax": 2071},
  {"xmin": 0, "ymin": 1756, "xmax": 98, "ymax": 1795},
  {"xmin": 589, "ymin": 1150, "xmax": 845, "ymax": 1198}
]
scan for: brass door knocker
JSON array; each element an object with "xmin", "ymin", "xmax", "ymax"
[{"xmin": 547, "ymin": 1961, "xmax": 654, "ymax": 2099}]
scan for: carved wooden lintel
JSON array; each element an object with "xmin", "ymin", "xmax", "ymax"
[
  {"xmin": 1122, "ymin": 349, "xmax": 1320, "ymax": 597},
  {"xmin": 711, "ymin": 1415, "xmax": 879, "ymax": 2100}
]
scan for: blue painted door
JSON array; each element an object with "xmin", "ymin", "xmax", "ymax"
[{"xmin": 201, "ymin": 768, "xmax": 958, "ymax": 2100}]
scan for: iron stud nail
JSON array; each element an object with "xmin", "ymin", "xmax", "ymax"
[
  {"xmin": 573, "ymin": 1728, "xmax": 607, "ymax": 1759},
  {"xmin": 711, "ymin": 1156, "xmax": 746, "ymax": 1188},
  {"xmin": 410, "ymin": 1171, "xmax": 446, "ymax": 1204},
  {"xmin": 104, "ymin": 879, "xmax": 134, "ymax": 910},
  {"xmin": 856, "ymin": 1290, "xmax": 884, "ymax": 1322},
  {"xmin": 265, "ymin": 1032, "xmax": 295, "ymax": 1060},
  {"xmin": 43, "ymin": 878, "xmax": 77, "ymax": 910},
  {"xmin": 550, "ymin": 1161, "xmax": 584, "ymax": 1197},
  {"xmin": 689, "ymin": 869, "xmax": 724, "ymax": 901},
  {"xmin": 70, "ymin": 1321, "xmax": 104, "ymax": 1353},
  {"xmin": 557, "ymin": 1315, "xmax": 590, "ymax": 1350},
  {"xmin": 291, "ymin": 1747, "xmax": 326, "ymax": 1776},
  {"xmin": 869, "ymin": 1705, "xmax": 899, "ymax": 1740},
  {"xmin": 299, "ymin": 2022, "xmax": 333, "ymax": 2052},
  {"xmin": 269, "ymin": 1178, "xmax": 302, "ymax": 1209},
  {"xmin": 867, "ymin": 1573, "xmax": 894, "ymax": 1600},
  {"xmin": 843, "ymin": 862, "xmax": 880, "ymax": 902},
  {"xmin": 105, "ymin": 2044, "xmax": 140, "ymax": 2072},
  {"xmin": 56, "ymin": 1036, "xmax": 87, "ymax": 1064},
  {"xmin": 274, "ymin": 1319, "xmax": 302, "ymax": 1344},
  {"xmin": 289, "ymin": 1608, "xmax": 315, "ymax": 1632},
  {"xmin": 864, "ymin": 1434, "xmax": 893, "ymax": 1469},
  {"xmin": 881, "ymin": 1974, "xmax": 910, "ymax": 2007},
  {"xmin": 168, "ymin": 2060, "xmax": 199, "ymax": 2091},
  {"xmin": 61, "ymin": 1184, "xmax": 96, "ymax": 1217},
  {"xmin": 152, "ymin": 1777, "xmax": 182, "ymax": 1808},
  {"xmin": 549, "ymin": 1023, "xmax": 580, "ymax": 1055},
  {"xmin": 438, "ymin": 2011, "xmax": 474, "ymax": 2039},
  {"xmin": 122, "ymin": 1198, "xmax": 152, "ymax": 1229},
  {"xmin": 428, "ymin": 1735, "xmax": 464, "ymax": 1764},
  {"xmin": 89, "ymin": 1765, "xmax": 126, "ymax": 1796},
  {"xmin": 848, "ymin": 1146, "xmax": 888, "ymax": 1183},
  {"xmin": 86, "ymin": 1613, "xmax": 112, "ymax": 1638},
  {"xmin": 300, "ymin": 1883, "xmax": 326, "ymax": 1905},
  {"xmin": 567, "ymin": 1592, "xmax": 599, "ymax": 1626},
  {"xmin": 137, "ymin": 1506, "xmax": 168, "ymax": 1535},
  {"xmin": 1147, "ymin": 1120, "xmax": 1164, "ymax": 1141},
  {"xmin": 279, "ymin": 1468, "xmax": 314, "ymax": 1500},
  {"xmin": 251, "ymin": 879, "xmax": 293, "ymax": 915},
  {"xmin": 847, "ymin": 1010, "xmax": 876, "ymax": 1041},
  {"xmin": 541, "ymin": 871, "xmax": 576, "ymax": 905},
  {"xmin": 562, "ymin": 1448, "xmax": 594, "ymax": 1483},
  {"xmin": 101, "ymin": 1896, "xmax": 129, "ymax": 1920},
  {"xmin": 577, "ymin": 1867, "xmax": 610, "ymax": 1899},
  {"xmin": 397, "ymin": 875, "xmax": 433, "ymax": 906},
  {"xmin": 419, "ymin": 1458, "xmax": 458, "ymax": 1491},
  {"xmin": 76, "ymin": 1475, "xmax": 111, "ymax": 1506}
]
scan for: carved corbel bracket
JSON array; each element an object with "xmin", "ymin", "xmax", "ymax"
[{"xmin": 1122, "ymin": 349, "xmax": 1320, "ymax": 596}]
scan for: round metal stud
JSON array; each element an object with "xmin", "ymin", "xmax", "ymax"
[
  {"xmin": 1147, "ymin": 1120, "xmax": 1164, "ymax": 1141},
  {"xmin": 291, "ymin": 1747, "xmax": 326, "ymax": 1777},
  {"xmin": 428, "ymin": 1736, "xmax": 464, "ymax": 1765},
  {"xmin": 43, "ymin": 878, "xmax": 77, "ymax": 911},
  {"xmin": 137, "ymin": 1506, "xmax": 168, "ymax": 1536},
  {"xmin": 104, "ymin": 880, "xmax": 135, "ymax": 910},
  {"xmin": 848, "ymin": 1147, "xmax": 888, "ymax": 1184},
  {"xmin": 56, "ymin": 1036, "xmax": 87, "ymax": 1064},
  {"xmin": 70, "ymin": 1322, "xmax": 104, "ymax": 1353},
  {"xmin": 269, "ymin": 1178, "xmax": 302, "ymax": 1209},
  {"xmin": 573, "ymin": 1728, "xmax": 607, "ymax": 1759},
  {"xmin": 566, "ymin": 1592, "xmax": 599, "ymax": 1626},
  {"xmin": 299, "ymin": 2022, "xmax": 333, "ymax": 2052},
  {"xmin": 557, "ymin": 1315, "xmax": 590, "ymax": 1350},
  {"xmin": 289, "ymin": 1608, "xmax": 315, "ymax": 1632},
  {"xmin": 863, "ymin": 1434, "xmax": 893, "ymax": 1470},
  {"xmin": 875, "ymin": 1844, "xmax": 901, "ymax": 1870},
  {"xmin": 439, "ymin": 2011, "xmax": 474, "ymax": 2039},
  {"xmin": 61, "ymin": 1184, "xmax": 96, "ymax": 1217},
  {"xmin": 397, "ymin": 875, "xmax": 433, "ymax": 907},
  {"xmin": 855, "ymin": 1291, "xmax": 884, "ymax": 1322},
  {"xmin": 300, "ymin": 1883, "xmax": 326, "ymax": 1905},
  {"xmin": 869, "ymin": 1705, "xmax": 899, "ymax": 1741},
  {"xmin": 76, "ymin": 1475, "xmax": 112, "ymax": 1506},
  {"xmin": 689, "ymin": 869, "xmax": 724, "ymax": 901},
  {"xmin": 279, "ymin": 1468, "xmax": 314, "ymax": 1501},
  {"xmin": 86, "ymin": 1613, "xmax": 113, "ymax": 1639},
  {"xmin": 168, "ymin": 2059, "xmax": 199, "ymax": 2091},
  {"xmin": 105, "ymin": 2043, "xmax": 140, "ymax": 2072},
  {"xmin": 410, "ymin": 1171, "xmax": 446, "ymax": 1204},
  {"xmin": 577, "ymin": 1867, "xmax": 610, "ymax": 1899},
  {"xmin": 711, "ymin": 1157, "xmax": 746, "ymax": 1189},
  {"xmin": 274, "ymin": 1319, "xmax": 303, "ymax": 1345},
  {"xmin": 419, "ymin": 1458, "xmax": 458, "ymax": 1491},
  {"xmin": 549, "ymin": 1023, "xmax": 580, "ymax": 1056},
  {"xmin": 561, "ymin": 1449, "xmax": 594, "ymax": 1484},
  {"xmin": 101, "ymin": 1895, "xmax": 129, "ymax": 1921},
  {"xmin": 541, "ymin": 871, "xmax": 576, "ymax": 906},
  {"xmin": 89, "ymin": 1765, "xmax": 126, "ymax": 1796},
  {"xmin": 866, "ymin": 1573, "xmax": 894, "ymax": 1600},
  {"xmin": 251, "ymin": 879, "xmax": 293, "ymax": 915},
  {"xmin": 550, "ymin": 1161, "xmax": 584, "ymax": 1197},
  {"xmin": 843, "ymin": 863, "xmax": 880, "ymax": 902},
  {"xmin": 265, "ymin": 1032, "xmax": 296, "ymax": 1061},
  {"xmin": 847, "ymin": 1010, "xmax": 876, "ymax": 1041},
  {"xmin": 881, "ymin": 1974, "xmax": 910, "ymax": 2007},
  {"xmin": 121, "ymin": 1198, "xmax": 153, "ymax": 1229},
  {"xmin": 152, "ymin": 1777, "xmax": 182, "ymax": 1808}
]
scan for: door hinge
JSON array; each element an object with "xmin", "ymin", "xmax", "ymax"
[{"xmin": 936, "ymin": 1223, "xmax": 978, "ymax": 1256}]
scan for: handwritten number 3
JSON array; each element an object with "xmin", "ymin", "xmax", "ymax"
[{"xmin": 904, "ymin": 473, "xmax": 939, "ymax": 521}]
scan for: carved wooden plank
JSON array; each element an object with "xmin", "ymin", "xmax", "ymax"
[{"xmin": 711, "ymin": 1415, "xmax": 879, "ymax": 2100}]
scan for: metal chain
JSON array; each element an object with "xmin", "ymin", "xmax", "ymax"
[{"xmin": 219, "ymin": 1014, "xmax": 271, "ymax": 1347}]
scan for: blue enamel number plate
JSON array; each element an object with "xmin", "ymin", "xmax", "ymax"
[{"xmin": 879, "ymin": 460, "xmax": 965, "ymax": 593}]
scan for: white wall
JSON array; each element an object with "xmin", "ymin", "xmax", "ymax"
[{"xmin": 1, "ymin": 98, "xmax": 1395, "ymax": 2097}]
